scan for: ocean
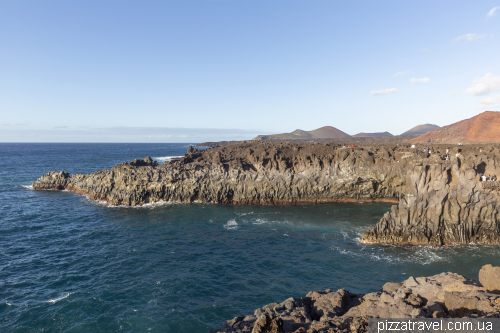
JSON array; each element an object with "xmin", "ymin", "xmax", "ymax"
[{"xmin": 1, "ymin": 143, "xmax": 499, "ymax": 332}]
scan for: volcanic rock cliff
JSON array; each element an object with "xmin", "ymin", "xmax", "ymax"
[
  {"xmin": 361, "ymin": 150, "xmax": 500, "ymax": 246},
  {"xmin": 33, "ymin": 143, "xmax": 408, "ymax": 206},
  {"xmin": 33, "ymin": 142, "xmax": 500, "ymax": 245}
]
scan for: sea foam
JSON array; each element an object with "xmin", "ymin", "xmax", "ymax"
[
  {"xmin": 45, "ymin": 293, "xmax": 71, "ymax": 304},
  {"xmin": 224, "ymin": 220, "xmax": 239, "ymax": 230},
  {"xmin": 154, "ymin": 156, "xmax": 183, "ymax": 162}
]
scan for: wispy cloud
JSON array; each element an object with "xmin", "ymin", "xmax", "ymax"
[
  {"xmin": 448, "ymin": 91, "xmax": 456, "ymax": 95},
  {"xmin": 479, "ymin": 95, "xmax": 500, "ymax": 108},
  {"xmin": 53, "ymin": 126, "xmax": 68, "ymax": 129},
  {"xmin": 465, "ymin": 73, "xmax": 500, "ymax": 95},
  {"xmin": 2, "ymin": 122, "xmax": 30, "ymax": 127},
  {"xmin": 410, "ymin": 77, "xmax": 430, "ymax": 83},
  {"xmin": 487, "ymin": 6, "xmax": 499, "ymax": 19},
  {"xmin": 454, "ymin": 33, "xmax": 493, "ymax": 42},
  {"xmin": 393, "ymin": 70, "xmax": 410, "ymax": 77},
  {"xmin": 370, "ymin": 88, "xmax": 398, "ymax": 95}
]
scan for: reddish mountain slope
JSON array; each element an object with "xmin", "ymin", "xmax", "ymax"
[{"xmin": 411, "ymin": 111, "xmax": 500, "ymax": 143}]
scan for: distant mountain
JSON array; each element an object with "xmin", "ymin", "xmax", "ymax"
[
  {"xmin": 411, "ymin": 111, "xmax": 500, "ymax": 143},
  {"xmin": 253, "ymin": 126, "xmax": 351, "ymax": 141},
  {"xmin": 353, "ymin": 132, "xmax": 393, "ymax": 137},
  {"xmin": 401, "ymin": 124, "xmax": 440, "ymax": 136}
]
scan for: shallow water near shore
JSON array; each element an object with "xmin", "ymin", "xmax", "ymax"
[{"xmin": 1, "ymin": 143, "xmax": 499, "ymax": 333}]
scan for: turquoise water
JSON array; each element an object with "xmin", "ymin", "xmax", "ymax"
[{"xmin": 1, "ymin": 143, "xmax": 499, "ymax": 332}]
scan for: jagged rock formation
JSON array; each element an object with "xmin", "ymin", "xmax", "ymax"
[
  {"xmin": 353, "ymin": 132, "xmax": 393, "ymax": 138},
  {"xmin": 33, "ymin": 142, "xmax": 407, "ymax": 206},
  {"xmin": 210, "ymin": 265, "xmax": 500, "ymax": 333},
  {"xmin": 361, "ymin": 149, "xmax": 500, "ymax": 245},
  {"xmin": 412, "ymin": 111, "xmax": 500, "ymax": 143},
  {"xmin": 401, "ymin": 124, "xmax": 440, "ymax": 136},
  {"xmin": 253, "ymin": 126, "xmax": 351, "ymax": 141},
  {"xmin": 33, "ymin": 141, "xmax": 500, "ymax": 245}
]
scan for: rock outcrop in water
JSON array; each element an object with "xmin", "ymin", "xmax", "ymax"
[
  {"xmin": 33, "ymin": 141, "xmax": 500, "ymax": 245},
  {"xmin": 210, "ymin": 265, "xmax": 500, "ymax": 333}
]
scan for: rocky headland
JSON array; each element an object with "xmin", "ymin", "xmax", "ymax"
[
  {"xmin": 209, "ymin": 265, "xmax": 500, "ymax": 333},
  {"xmin": 33, "ymin": 140, "xmax": 500, "ymax": 246}
]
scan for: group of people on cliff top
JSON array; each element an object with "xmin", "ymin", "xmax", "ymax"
[{"xmin": 480, "ymin": 174, "xmax": 497, "ymax": 182}]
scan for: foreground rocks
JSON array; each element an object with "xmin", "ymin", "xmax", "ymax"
[
  {"xmin": 210, "ymin": 265, "xmax": 500, "ymax": 333},
  {"xmin": 33, "ymin": 141, "xmax": 500, "ymax": 245}
]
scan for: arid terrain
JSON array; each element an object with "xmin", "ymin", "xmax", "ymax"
[{"xmin": 411, "ymin": 111, "xmax": 500, "ymax": 143}]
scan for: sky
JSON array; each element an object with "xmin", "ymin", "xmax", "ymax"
[{"xmin": 1, "ymin": 0, "xmax": 500, "ymax": 142}]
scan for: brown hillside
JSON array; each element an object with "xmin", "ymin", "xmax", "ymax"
[
  {"xmin": 411, "ymin": 111, "xmax": 500, "ymax": 143},
  {"xmin": 401, "ymin": 124, "xmax": 440, "ymax": 136},
  {"xmin": 308, "ymin": 126, "xmax": 351, "ymax": 138},
  {"xmin": 253, "ymin": 126, "xmax": 350, "ymax": 141}
]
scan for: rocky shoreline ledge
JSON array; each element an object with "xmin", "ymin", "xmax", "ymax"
[
  {"xmin": 210, "ymin": 265, "xmax": 500, "ymax": 333},
  {"xmin": 32, "ymin": 142, "xmax": 500, "ymax": 245}
]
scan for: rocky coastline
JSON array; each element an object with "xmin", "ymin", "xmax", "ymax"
[
  {"xmin": 32, "ymin": 141, "xmax": 500, "ymax": 246},
  {"xmin": 209, "ymin": 265, "xmax": 500, "ymax": 333}
]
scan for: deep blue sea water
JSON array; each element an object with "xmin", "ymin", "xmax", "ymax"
[{"xmin": 1, "ymin": 143, "xmax": 499, "ymax": 333}]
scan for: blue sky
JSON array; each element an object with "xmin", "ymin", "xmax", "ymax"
[{"xmin": 1, "ymin": 0, "xmax": 500, "ymax": 142}]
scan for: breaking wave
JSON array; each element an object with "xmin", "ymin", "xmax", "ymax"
[
  {"xmin": 45, "ymin": 293, "xmax": 71, "ymax": 304},
  {"xmin": 154, "ymin": 156, "xmax": 183, "ymax": 162},
  {"xmin": 224, "ymin": 220, "xmax": 239, "ymax": 230}
]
